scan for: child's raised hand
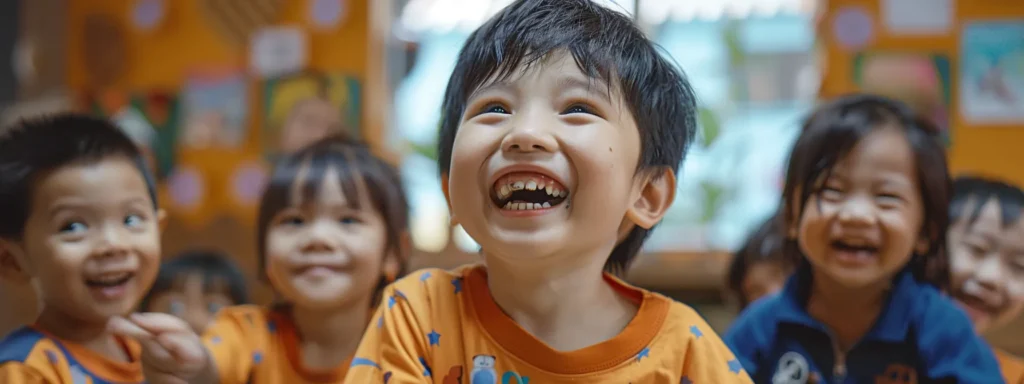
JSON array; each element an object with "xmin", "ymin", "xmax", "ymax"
[{"xmin": 108, "ymin": 313, "xmax": 209, "ymax": 384}]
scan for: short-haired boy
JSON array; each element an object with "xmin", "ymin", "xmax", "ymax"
[
  {"xmin": 0, "ymin": 114, "xmax": 165, "ymax": 383},
  {"xmin": 947, "ymin": 175, "xmax": 1024, "ymax": 383}
]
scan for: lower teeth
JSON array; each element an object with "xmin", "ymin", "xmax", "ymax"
[{"xmin": 504, "ymin": 201, "xmax": 553, "ymax": 210}]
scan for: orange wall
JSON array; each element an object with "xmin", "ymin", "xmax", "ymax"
[{"xmin": 819, "ymin": 0, "xmax": 1024, "ymax": 187}]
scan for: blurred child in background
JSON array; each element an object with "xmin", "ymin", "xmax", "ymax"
[
  {"xmin": 111, "ymin": 135, "xmax": 409, "ymax": 384},
  {"xmin": 0, "ymin": 114, "xmax": 165, "ymax": 383},
  {"xmin": 726, "ymin": 213, "xmax": 794, "ymax": 311},
  {"xmin": 138, "ymin": 250, "xmax": 249, "ymax": 334},
  {"xmin": 947, "ymin": 175, "xmax": 1024, "ymax": 383},
  {"xmin": 725, "ymin": 94, "xmax": 1003, "ymax": 383}
]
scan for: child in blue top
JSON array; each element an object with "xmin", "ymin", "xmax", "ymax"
[{"xmin": 724, "ymin": 94, "xmax": 1004, "ymax": 383}]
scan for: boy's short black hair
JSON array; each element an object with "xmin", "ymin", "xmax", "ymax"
[
  {"xmin": 257, "ymin": 134, "xmax": 409, "ymax": 306},
  {"xmin": 0, "ymin": 113, "xmax": 158, "ymax": 239},
  {"xmin": 436, "ymin": 0, "xmax": 698, "ymax": 274},
  {"xmin": 727, "ymin": 214, "xmax": 791, "ymax": 308},
  {"xmin": 139, "ymin": 250, "xmax": 249, "ymax": 311},
  {"xmin": 781, "ymin": 94, "xmax": 951, "ymax": 290},
  {"xmin": 950, "ymin": 175, "xmax": 1024, "ymax": 229}
]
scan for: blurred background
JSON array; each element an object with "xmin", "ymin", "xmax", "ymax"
[{"xmin": 0, "ymin": 0, "xmax": 1021, "ymax": 353}]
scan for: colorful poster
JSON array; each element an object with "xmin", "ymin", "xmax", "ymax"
[
  {"xmin": 854, "ymin": 52, "xmax": 952, "ymax": 144},
  {"xmin": 181, "ymin": 69, "xmax": 249, "ymax": 148},
  {"xmin": 84, "ymin": 90, "xmax": 180, "ymax": 179},
  {"xmin": 960, "ymin": 21, "xmax": 1024, "ymax": 125},
  {"xmin": 263, "ymin": 72, "xmax": 361, "ymax": 156}
]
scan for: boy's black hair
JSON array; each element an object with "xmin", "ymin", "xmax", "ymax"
[
  {"xmin": 138, "ymin": 250, "xmax": 249, "ymax": 311},
  {"xmin": 781, "ymin": 94, "xmax": 951, "ymax": 290},
  {"xmin": 436, "ymin": 0, "xmax": 698, "ymax": 274},
  {"xmin": 950, "ymin": 175, "xmax": 1024, "ymax": 229},
  {"xmin": 727, "ymin": 214, "xmax": 791, "ymax": 309},
  {"xmin": 0, "ymin": 113, "xmax": 158, "ymax": 239},
  {"xmin": 257, "ymin": 134, "xmax": 409, "ymax": 306}
]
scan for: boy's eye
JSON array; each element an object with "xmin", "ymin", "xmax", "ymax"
[
  {"xmin": 481, "ymin": 103, "xmax": 510, "ymax": 115},
  {"xmin": 60, "ymin": 221, "xmax": 87, "ymax": 234},
  {"xmin": 168, "ymin": 300, "xmax": 186, "ymax": 315},
  {"xmin": 280, "ymin": 216, "xmax": 305, "ymax": 226},
  {"xmin": 339, "ymin": 216, "xmax": 362, "ymax": 225},
  {"xmin": 562, "ymin": 104, "xmax": 595, "ymax": 115},
  {"xmin": 124, "ymin": 214, "xmax": 144, "ymax": 227}
]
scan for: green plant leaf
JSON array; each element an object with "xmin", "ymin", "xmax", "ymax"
[
  {"xmin": 408, "ymin": 141, "xmax": 438, "ymax": 161},
  {"xmin": 698, "ymin": 107, "xmax": 721, "ymax": 147},
  {"xmin": 699, "ymin": 181, "xmax": 725, "ymax": 224}
]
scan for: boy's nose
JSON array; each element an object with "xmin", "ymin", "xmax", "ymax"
[{"xmin": 501, "ymin": 117, "xmax": 558, "ymax": 154}]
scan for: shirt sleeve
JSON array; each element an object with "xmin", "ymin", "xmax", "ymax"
[
  {"xmin": 202, "ymin": 307, "xmax": 265, "ymax": 384},
  {"xmin": 917, "ymin": 299, "xmax": 1006, "ymax": 383},
  {"xmin": 346, "ymin": 284, "xmax": 432, "ymax": 384},
  {"xmin": 681, "ymin": 318, "xmax": 755, "ymax": 383},
  {"xmin": 723, "ymin": 301, "xmax": 771, "ymax": 378},
  {"xmin": 0, "ymin": 362, "xmax": 54, "ymax": 384}
]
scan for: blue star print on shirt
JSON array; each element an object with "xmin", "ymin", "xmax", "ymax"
[
  {"xmin": 351, "ymin": 357, "xmax": 381, "ymax": 369},
  {"xmin": 420, "ymin": 272, "xmax": 432, "ymax": 281},
  {"xmin": 680, "ymin": 376, "xmax": 693, "ymax": 384},
  {"xmin": 636, "ymin": 347, "xmax": 650, "ymax": 362},
  {"xmin": 689, "ymin": 325, "xmax": 703, "ymax": 339},
  {"xmin": 727, "ymin": 359, "xmax": 742, "ymax": 374},
  {"xmin": 267, "ymin": 321, "xmax": 276, "ymax": 333},
  {"xmin": 452, "ymin": 277, "xmax": 463, "ymax": 294},
  {"xmin": 428, "ymin": 330, "xmax": 441, "ymax": 346},
  {"xmin": 419, "ymin": 356, "xmax": 432, "ymax": 377}
]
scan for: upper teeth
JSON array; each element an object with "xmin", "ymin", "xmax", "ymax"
[
  {"xmin": 92, "ymin": 272, "xmax": 130, "ymax": 283},
  {"xmin": 497, "ymin": 177, "xmax": 567, "ymax": 199}
]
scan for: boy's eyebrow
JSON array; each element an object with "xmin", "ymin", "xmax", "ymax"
[{"xmin": 556, "ymin": 76, "xmax": 612, "ymax": 104}]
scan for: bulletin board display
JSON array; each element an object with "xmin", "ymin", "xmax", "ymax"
[
  {"xmin": 818, "ymin": 0, "xmax": 1024, "ymax": 188},
  {"xmin": 64, "ymin": 0, "xmax": 378, "ymax": 305},
  {"xmin": 65, "ymin": 0, "xmax": 372, "ymax": 230}
]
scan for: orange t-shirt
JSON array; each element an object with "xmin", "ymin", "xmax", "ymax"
[
  {"xmin": 0, "ymin": 325, "xmax": 144, "ymax": 384},
  {"xmin": 204, "ymin": 305, "xmax": 350, "ymax": 384},
  {"xmin": 996, "ymin": 348, "xmax": 1024, "ymax": 384},
  {"xmin": 346, "ymin": 265, "xmax": 753, "ymax": 383}
]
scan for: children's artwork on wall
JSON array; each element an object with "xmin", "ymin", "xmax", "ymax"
[
  {"xmin": 263, "ymin": 72, "xmax": 361, "ymax": 156},
  {"xmin": 181, "ymin": 69, "xmax": 249, "ymax": 149},
  {"xmin": 84, "ymin": 90, "xmax": 181, "ymax": 179},
  {"xmin": 854, "ymin": 52, "xmax": 952, "ymax": 144},
  {"xmin": 960, "ymin": 21, "xmax": 1024, "ymax": 125}
]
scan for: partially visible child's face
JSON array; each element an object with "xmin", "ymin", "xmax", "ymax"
[
  {"xmin": 5, "ymin": 158, "xmax": 163, "ymax": 323},
  {"xmin": 446, "ymin": 51, "xmax": 661, "ymax": 263},
  {"xmin": 146, "ymin": 273, "xmax": 235, "ymax": 333},
  {"xmin": 265, "ymin": 167, "xmax": 394, "ymax": 309},
  {"xmin": 279, "ymin": 99, "xmax": 341, "ymax": 154},
  {"xmin": 796, "ymin": 126, "xmax": 926, "ymax": 289},
  {"xmin": 948, "ymin": 198, "xmax": 1024, "ymax": 332},
  {"xmin": 742, "ymin": 261, "xmax": 788, "ymax": 305}
]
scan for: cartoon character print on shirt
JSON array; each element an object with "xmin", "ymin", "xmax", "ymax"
[
  {"xmin": 466, "ymin": 355, "xmax": 531, "ymax": 384},
  {"xmin": 773, "ymin": 351, "xmax": 812, "ymax": 384},
  {"xmin": 875, "ymin": 364, "xmax": 916, "ymax": 384}
]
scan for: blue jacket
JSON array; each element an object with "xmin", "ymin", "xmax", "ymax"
[{"xmin": 724, "ymin": 267, "xmax": 1005, "ymax": 384}]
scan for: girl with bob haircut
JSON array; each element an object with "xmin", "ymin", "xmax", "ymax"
[
  {"xmin": 111, "ymin": 134, "xmax": 410, "ymax": 384},
  {"xmin": 724, "ymin": 94, "xmax": 1003, "ymax": 383}
]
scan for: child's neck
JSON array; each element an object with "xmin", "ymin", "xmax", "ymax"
[
  {"xmin": 485, "ymin": 253, "xmax": 638, "ymax": 352},
  {"xmin": 34, "ymin": 306, "xmax": 130, "ymax": 362},
  {"xmin": 806, "ymin": 271, "xmax": 889, "ymax": 350},
  {"xmin": 291, "ymin": 299, "xmax": 370, "ymax": 370}
]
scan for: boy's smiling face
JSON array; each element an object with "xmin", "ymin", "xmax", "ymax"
[
  {"xmin": 948, "ymin": 197, "xmax": 1024, "ymax": 332},
  {"xmin": 445, "ymin": 51, "xmax": 673, "ymax": 265},
  {"xmin": 1, "ymin": 157, "xmax": 163, "ymax": 324}
]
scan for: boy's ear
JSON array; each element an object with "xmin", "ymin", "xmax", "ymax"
[
  {"xmin": 0, "ymin": 239, "xmax": 31, "ymax": 284},
  {"xmin": 624, "ymin": 168, "xmax": 676, "ymax": 230},
  {"xmin": 156, "ymin": 209, "xmax": 168, "ymax": 233},
  {"xmin": 441, "ymin": 173, "xmax": 457, "ymax": 226}
]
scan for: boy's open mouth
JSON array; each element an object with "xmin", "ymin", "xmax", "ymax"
[
  {"xmin": 491, "ymin": 172, "xmax": 569, "ymax": 211},
  {"xmin": 830, "ymin": 239, "xmax": 879, "ymax": 261},
  {"xmin": 85, "ymin": 271, "xmax": 135, "ymax": 300}
]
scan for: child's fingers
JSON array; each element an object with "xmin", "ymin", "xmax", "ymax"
[
  {"xmin": 156, "ymin": 333, "xmax": 207, "ymax": 365},
  {"xmin": 129, "ymin": 312, "xmax": 192, "ymax": 334},
  {"xmin": 107, "ymin": 316, "xmax": 154, "ymax": 339}
]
